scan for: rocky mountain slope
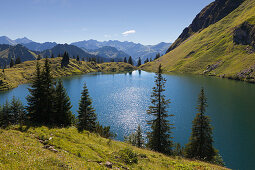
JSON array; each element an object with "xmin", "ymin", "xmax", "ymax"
[
  {"xmin": 166, "ymin": 0, "xmax": 244, "ymax": 53},
  {"xmin": 141, "ymin": 0, "xmax": 255, "ymax": 83},
  {"xmin": 71, "ymin": 40, "xmax": 171, "ymax": 62},
  {"xmin": 0, "ymin": 44, "xmax": 37, "ymax": 67}
]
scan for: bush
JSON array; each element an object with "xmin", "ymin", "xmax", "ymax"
[{"xmin": 118, "ymin": 148, "xmax": 138, "ymax": 164}]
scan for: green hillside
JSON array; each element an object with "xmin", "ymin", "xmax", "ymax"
[
  {"xmin": 0, "ymin": 58, "xmax": 135, "ymax": 91},
  {"xmin": 141, "ymin": 0, "xmax": 255, "ymax": 83},
  {"xmin": 0, "ymin": 126, "xmax": 227, "ymax": 169}
]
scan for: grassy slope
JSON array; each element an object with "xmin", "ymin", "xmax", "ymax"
[
  {"xmin": 0, "ymin": 58, "xmax": 135, "ymax": 91},
  {"xmin": 0, "ymin": 126, "xmax": 227, "ymax": 169},
  {"xmin": 140, "ymin": 0, "xmax": 255, "ymax": 81}
]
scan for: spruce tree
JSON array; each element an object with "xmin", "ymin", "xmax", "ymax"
[
  {"xmin": 15, "ymin": 57, "xmax": 21, "ymax": 64},
  {"xmin": 37, "ymin": 55, "xmax": 42, "ymax": 60},
  {"xmin": 54, "ymin": 80, "xmax": 73, "ymax": 127},
  {"xmin": 10, "ymin": 59, "xmax": 14, "ymax": 68},
  {"xmin": 137, "ymin": 57, "xmax": 142, "ymax": 67},
  {"xmin": 26, "ymin": 61, "xmax": 43, "ymax": 124},
  {"xmin": 77, "ymin": 83, "xmax": 97, "ymax": 132},
  {"xmin": 185, "ymin": 88, "xmax": 216, "ymax": 161},
  {"xmin": 136, "ymin": 125, "xmax": 144, "ymax": 148},
  {"xmin": 147, "ymin": 64, "xmax": 174, "ymax": 155},
  {"xmin": 0, "ymin": 101, "xmax": 11, "ymax": 128},
  {"xmin": 123, "ymin": 57, "xmax": 127, "ymax": 63},
  {"xmin": 76, "ymin": 55, "xmax": 80, "ymax": 61},
  {"xmin": 40, "ymin": 57, "xmax": 56, "ymax": 125},
  {"xmin": 51, "ymin": 54, "xmax": 54, "ymax": 58},
  {"xmin": 128, "ymin": 56, "xmax": 133, "ymax": 65},
  {"xmin": 9, "ymin": 97, "xmax": 26, "ymax": 126},
  {"xmin": 61, "ymin": 51, "xmax": 70, "ymax": 68},
  {"xmin": 154, "ymin": 53, "xmax": 160, "ymax": 60}
]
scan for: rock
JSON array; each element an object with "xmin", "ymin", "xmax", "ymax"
[
  {"xmin": 233, "ymin": 21, "xmax": 255, "ymax": 48},
  {"xmin": 167, "ymin": 0, "xmax": 244, "ymax": 53},
  {"xmin": 105, "ymin": 161, "xmax": 113, "ymax": 168}
]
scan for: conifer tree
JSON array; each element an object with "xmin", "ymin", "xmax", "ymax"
[
  {"xmin": 10, "ymin": 59, "xmax": 14, "ymax": 68},
  {"xmin": 54, "ymin": 80, "xmax": 73, "ymax": 126},
  {"xmin": 26, "ymin": 61, "xmax": 43, "ymax": 124},
  {"xmin": 77, "ymin": 83, "xmax": 97, "ymax": 132},
  {"xmin": 9, "ymin": 97, "xmax": 26, "ymax": 126},
  {"xmin": 154, "ymin": 53, "xmax": 160, "ymax": 60},
  {"xmin": 123, "ymin": 57, "xmax": 127, "ymax": 63},
  {"xmin": 40, "ymin": 57, "xmax": 56, "ymax": 125},
  {"xmin": 0, "ymin": 101, "xmax": 11, "ymax": 128},
  {"xmin": 51, "ymin": 54, "xmax": 54, "ymax": 58},
  {"xmin": 76, "ymin": 55, "xmax": 80, "ymax": 61},
  {"xmin": 61, "ymin": 51, "xmax": 70, "ymax": 68},
  {"xmin": 15, "ymin": 57, "xmax": 21, "ymax": 65},
  {"xmin": 128, "ymin": 56, "xmax": 133, "ymax": 65},
  {"xmin": 37, "ymin": 55, "xmax": 42, "ymax": 60},
  {"xmin": 185, "ymin": 88, "xmax": 216, "ymax": 161},
  {"xmin": 137, "ymin": 57, "xmax": 142, "ymax": 67},
  {"xmin": 146, "ymin": 64, "xmax": 174, "ymax": 155},
  {"xmin": 124, "ymin": 125, "xmax": 144, "ymax": 148}
]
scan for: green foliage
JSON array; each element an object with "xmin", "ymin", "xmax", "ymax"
[
  {"xmin": 77, "ymin": 83, "xmax": 97, "ymax": 132},
  {"xmin": 0, "ymin": 97, "xmax": 26, "ymax": 128},
  {"xmin": 123, "ymin": 57, "xmax": 127, "ymax": 63},
  {"xmin": 15, "ymin": 57, "xmax": 21, "ymax": 65},
  {"xmin": 124, "ymin": 125, "xmax": 144, "ymax": 148},
  {"xmin": 26, "ymin": 61, "xmax": 43, "ymax": 124},
  {"xmin": 173, "ymin": 143, "xmax": 184, "ymax": 157},
  {"xmin": 95, "ymin": 122, "xmax": 116, "ymax": 139},
  {"xmin": 147, "ymin": 64, "xmax": 174, "ymax": 155},
  {"xmin": 128, "ymin": 56, "xmax": 133, "ymax": 66},
  {"xmin": 118, "ymin": 148, "xmax": 138, "ymax": 164},
  {"xmin": 10, "ymin": 59, "xmax": 14, "ymax": 68},
  {"xmin": 61, "ymin": 51, "xmax": 70, "ymax": 68},
  {"xmin": 54, "ymin": 80, "xmax": 74, "ymax": 127},
  {"xmin": 137, "ymin": 57, "xmax": 142, "ymax": 67},
  {"xmin": 185, "ymin": 88, "xmax": 216, "ymax": 161}
]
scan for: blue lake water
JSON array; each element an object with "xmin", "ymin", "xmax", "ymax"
[{"xmin": 0, "ymin": 70, "xmax": 254, "ymax": 169}]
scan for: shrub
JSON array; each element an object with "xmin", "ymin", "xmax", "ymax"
[{"xmin": 118, "ymin": 148, "xmax": 138, "ymax": 164}]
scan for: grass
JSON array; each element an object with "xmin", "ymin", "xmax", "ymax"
[
  {"xmin": 0, "ymin": 126, "xmax": 228, "ymax": 169},
  {"xmin": 140, "ymin": 0, "xmax": 255, "ymax": 83},
  {"xmin": 0, "ymin": 58, "xmax": 135, "ymax": 91}
]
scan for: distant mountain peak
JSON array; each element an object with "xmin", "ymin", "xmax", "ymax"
[{"xmin": 15, "ymin": 37, "xmax": 33, "ymax": 44}]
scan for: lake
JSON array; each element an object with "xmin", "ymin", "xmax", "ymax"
[{"xmin": 0, "ymin": 70, "xmax": 254, "ymax": 169}]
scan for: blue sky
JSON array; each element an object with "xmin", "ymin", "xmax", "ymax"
[{"xmin": 1, "ymin": 0, "xmax": 214, "ymax": 45}]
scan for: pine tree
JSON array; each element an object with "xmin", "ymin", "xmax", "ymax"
[
  {"xmin": 154, "ymin": 53, "xmax": 161, "ymax": 60},
  {"xmin": 123, "ymin": 57, "xmax": 127, "ymax": 63},
  {"xmin": 40, "ymin": 57, "xmax": 56, "ymax": 125},
  {"xmin": 0, "ymin": 101, "xmax": 11, "ymax": 128},
  {"xmin": 61, "ymin": 51, "xmax": 70, "ymax": 68},
  {"xmin": 10, "ymin": 59, "xmax": 14, "ymax": 68},
  {"xmin": 77, "ymin": 83, "xmax": 97, "ymax": 132},
  {"xmin": 136, "ymin": 125, "xmax": 144, "ymax": 148},
  {"xmin": 128, "ymin": 56, "xmax": 133, "ymax": 65},
  {"xmin": 185, "ymin": 88, "xmax": 216, "ymax": 161},
  {"xmin": 51, "ymin": 54, "xmax": 54, "ymax": 58},
  {"xmin": 15, "ymin": 57, "xmax": 21, "ymax": 64},
  {"xmin": 137, "ymin": 57, "xmax": 142, "ymax": 67},
  {"xmin": 76, "ymin": 55, "xmax": 80, "ymax": 61},
  {"xmin": 54, "ymin": 80, "xmax": 73, "ymax": 127},
  {"xmin": 37, "ymin": 55, "xmax": 42, "ymax": 60},
  {"xmin": 9, "ymin": 97, "xmax": 26, "ymax": 126},
  {"xmin": 26, "ymin": 61, "xmax": 44, "ymax": 124},
  {"xmin": 146, "ymin": 64, "xmax": 174, "ymax": 155}
]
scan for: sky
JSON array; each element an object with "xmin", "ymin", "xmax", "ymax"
[{"xmin": 0, "ymin": 0, "xmax": 214, "ymax": 45}]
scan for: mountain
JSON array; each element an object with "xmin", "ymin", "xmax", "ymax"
[
  {"xmin": 15, "ymin": 37, "xmax": 33, "ymax": 44},
  {"xmin": 0, "ymin": 36, "xmax": 16, "ymax": 45},
  {"xmin": 83, "ymin": 46, "xmax": 130, "ymax": 62},
  {"xmin": 166, "ymin": 0, "xmax": 244, "ymax": 53},
  {"xmin": 71, "ymin": 40, "xmax": 171, "ymax": 62},
  {"xmin": 24, "ymin": 42, "xmax": 57, "ymax": 52},
  {"xmin": 40, "ymin": 44, "xmax": 108, "ymax": 61},
  {"xmin": 0, "ymin": 44, "xmax": 37, "ymax": 66},
  {"xmin": 141, "ymin": 0, "xmax": 255, "ymax": 83}
]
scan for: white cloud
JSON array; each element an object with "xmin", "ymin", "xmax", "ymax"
[{"xmin": 122, "ymin": 30, "xmax": 136, "ymax": 36}]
